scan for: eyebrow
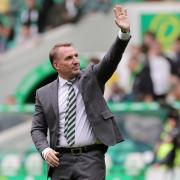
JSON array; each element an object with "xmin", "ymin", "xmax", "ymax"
[{"xmin": 65, "ymin": 53, "xmax": 78, "ymax": 60}]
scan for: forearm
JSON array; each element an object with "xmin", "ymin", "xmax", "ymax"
[
  {"xmin": 31, "ymin": 91, "xmax": 50, "ymax": 154},
  {"xmin": 31, "ymin": 127, "xmax": 49, "ymax": 154},
  {"xmin": 42, "ymin": 147, "xmax": 52, "ymax": 159},
  {"xmin": 93, "ymin": 31, "xmax": 130, "ymax": 83}
]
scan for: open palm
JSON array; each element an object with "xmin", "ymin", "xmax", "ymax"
[{"xmin": 114, "ymin": 5, "xmax": 130, "ymax": 32}]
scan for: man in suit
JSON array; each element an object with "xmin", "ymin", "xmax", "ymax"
[{"xmin": 31, "ymin": 5, "xmax": 131, "ymax": 180}]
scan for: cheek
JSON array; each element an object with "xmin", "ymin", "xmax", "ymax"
[{"xmin": 60, "ymin": 63, "xmax": 72, "ymax": 72}]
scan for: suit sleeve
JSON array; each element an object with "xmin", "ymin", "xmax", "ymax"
[
  {"xmin": 93, "ymin": 36, "xmax": 130, "ymax": 84},
  {"xmin": 31, "ymin": 90, "xmax": 49, "ymax": 155}
]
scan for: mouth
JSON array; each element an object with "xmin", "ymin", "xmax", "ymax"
[{"xmin": 73, "ymin": 66, "xmax": 80, "ymax": 71}]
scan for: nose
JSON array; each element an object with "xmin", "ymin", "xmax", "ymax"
[{"xmin": 73, "ymin": 56, "xmax": 79, "ymax": 64}]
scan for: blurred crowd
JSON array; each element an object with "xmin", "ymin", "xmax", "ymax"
[
  {"xmin": 1, "ymin": 0, "xmax": 180, "ymax": 53},
  {"xmin": 0, "ymin": 0, "xmax": 114, "ymax": 53},
  {"xmin": 1, "ymin": 0, "xmax": 180, "ymax": 105},
  {"xmin": 106, "ymin": 28, "xmax": 180, "ymax": 170},
  {"xmin": 0, "ymin": 1, "xmax": 180, "ymax": 177},
  {"xmin": 151, "ymin": 104, "xmax": 180, "ymax": 172},
  {"xmin": 108, "ymin": 31, "xmax": 180, "ymax": 104}
]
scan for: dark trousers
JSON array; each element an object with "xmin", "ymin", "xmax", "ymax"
[{"xmin": 51, "ymin": 150, "xmax": 106, "ymax": 180}]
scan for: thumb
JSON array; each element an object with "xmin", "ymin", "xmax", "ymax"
[{"xmin": 115, "ymin": 18, "xmax": 121, "ymax": 28}]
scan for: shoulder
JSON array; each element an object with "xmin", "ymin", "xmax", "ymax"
[
  {"xmin": 80, "ymin": 64, "xmax": 93, "ymax": 76},
  {"xmin": 36, "ymin": 78, "xmax": 57, "ymax": 95}
]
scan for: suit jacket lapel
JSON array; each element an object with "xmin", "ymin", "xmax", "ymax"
[
  {"xmin": 50, "ymin": 73, "xmax": 82, "ymax": 119},
  {"xmin": 50, "ymin": 78, "xmax": 59, "ymax": 120}
]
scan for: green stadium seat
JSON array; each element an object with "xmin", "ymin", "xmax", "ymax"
[
  {"xmin": 0, "ymin": 154, "xmax": 21, "ymax": 176},
  {"xmin": 24, "ymin": 153, "xmax": 43, "ymax": 176}
]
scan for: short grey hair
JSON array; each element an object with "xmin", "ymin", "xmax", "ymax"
[{"xmin": 49, "ymin": 43, "xmax": 72, "ymax": 67}]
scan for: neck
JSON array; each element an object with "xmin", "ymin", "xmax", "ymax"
[{"xmin": 58, "ymin": 74, "xmax": 77, "ymax": 81}]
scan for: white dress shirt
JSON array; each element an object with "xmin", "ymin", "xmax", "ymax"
[
  {"xmin": 57, "ymin": 76, "xmax": 97, "ymax": 147},
  {"xmin": 149, "ymin": 55, "xmax": 171, "ymax": 95},
  {"xmin": 42, "ymin": 30, "xmax": 130, "ymax": 158}
]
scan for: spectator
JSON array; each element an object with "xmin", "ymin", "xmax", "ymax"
[
  {"xmin": 65, "ymin": 0, "xmax": 84, "ymax": 23},
  {"xmin": 132, "ymin": 40, "xmax": 177, "ymax": 101},
  {"xmin": 167, "ymin": 36, "xmax": 180, "ymax": 77},
  {"xmin": 148, "ymin": 41, "xmax": 177, "ymax": 100},
  {"xmin": 127, "ymin": 55, "xmax": 150, "ymax": 101},
  {"xmin": 108, "ymin": 82, "xmax": 126, "ymax": 103},
  {"xmin": 166, "ymin": 80, "xmax": 180, "ymax": 102},
  {"xmin": 0, "ymin": 22, "xmax": 6, "ymax": 52},
  {"xmin": 0, "ymin": 0, "xmax": 10, "ymax": 14},
  {"xmin": 20, "ymin": 0, "xmax": 40, "ymax": 35},
  {"xmin": 16, "ymin": 23, "xmax": 36, "ymax": 45},
  {"xmin": 0, "ymin": 16, "xmax": 15, "ymax": 53},
  {"xmin": 83, "ymin": 0, "xmax": 112, "ymax": 15},
  {"xmin": 154, "ymin": 106, "xmax": 180, "ymax": 169},
  {"xmin": 4, "ymin": 95, "xmax": 16, "ymax": 105},
  {"xmin": 129, "ymin": 44, "xmax": 143, "ymax": 59},
  {"xmin": 141, "ymin": 31, "xmax": 156, "ymax": 54},
  {"xmin": 38, "ymin": 0, "xmax": 54, "ymax": 32},
  {"xmin": 95, "ymin": 0, "xmax": 112, "ymax": 13},
  {"xmin": 89, "ymin": 56, "xmax": 100, "ymax": 64},
  {"xmin": 41, "ymin": 0, "xmax": 76, "ymax": 30}
]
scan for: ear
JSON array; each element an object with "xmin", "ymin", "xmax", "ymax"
[{"xmin": 53, "ymin": 61, "xmax": 60, "ymax": 70}]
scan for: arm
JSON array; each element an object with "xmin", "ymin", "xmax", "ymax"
[
  {"xmin": 31, "ymin": 90, "xmax": 49, "ymax": 154},
  {"xmin": 93, "ymin": 5, "xmax": 131, "ymax": 84},
  {"xmin": 31, "ymin": 90, "xmax": 59, "ymax": 167}
]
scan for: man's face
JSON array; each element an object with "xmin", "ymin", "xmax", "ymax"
[{"xmin": 53, "ymin": 46, "xmax": 80, "ymax": 80}]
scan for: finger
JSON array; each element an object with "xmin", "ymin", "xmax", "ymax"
[
  {"xmin": 47, "ymin": 160, "xmax": 58, "ymax": 168},
  {"xmin": 47, "ymin": 161, "xmax": 55, "ymax": 167},
  {"xmin": 47, "ymin": 156, "xmax": 59, "ymax": 167},
  {"xmin": 114, "ymin": 8, "xmax": 126, "ymax": 21},
  {"xmin": 48, "ymin": 153, "xmax": 59, "ymax": 164},
  {"xmin": 49, "ymin": 160, "xmax": 59, "ymax": 167},
  {"xmin": 113, "ymin": 7, "xmax": 119, "ymax": 18},
  {"xmin": 51, "ymin": 152, "xmax": 60, "ymax": 162},
  {"xmin": 124, "ymin": 9, "xmax": 128, "ymax": 16},
  {"xmin": 54, "ymin": 151, "xmax": 60, "ymax": 156},
  {"xmin": 115, "ymin": 5, "xmax": 123, "ymax": 11},
  {"xmin": 114, "ymin": 19, "xmax": 119, "ymax": 27},
  {"xmin": 113, "ymin": 6, "xmax": 123, "ymax": 18},
  {"xmin": 115, "ymin": 5, "xmax": 123, "ymax": 16},
  {"xmin": 46, "ymin": 150, "xmax": 59, "ymax": 160},
  {"xmin": 46, "ymin": 152, "xmax": 59, "ymax": 167},
  {"xmin": 114, "ymin": 18, "xmax": 123, "ymax": 27}
]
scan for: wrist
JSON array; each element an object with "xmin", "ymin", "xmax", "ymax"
[
  {"xmin": 121, "ymin": 28, "xmax": 130, "ymax": 33},
  {"xmin": 42, "ymin": 147, "xmax": 52, "ymax": 159},
  {"xmin": 118, "ymin": 30, "xmax": 131, "ymax": 40}
]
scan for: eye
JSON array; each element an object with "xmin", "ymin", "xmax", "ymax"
[
  {"xmin": 75, "ymin": 53, "xmax": 78, "ymax": 57},
  {"xmin": 65, "ymin": 55, "xmax": 73, "ymax": 60}
]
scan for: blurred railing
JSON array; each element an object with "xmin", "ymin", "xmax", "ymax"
[
  {"xmin": 0, "ymin": 102, "xmax": 180, "ymax": 113},
  {"xmin": 0, "ymin": 102, "xmax": 179, "ymax": 179}
]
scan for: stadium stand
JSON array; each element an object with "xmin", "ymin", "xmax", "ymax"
[{"xmin": 0, "ymin": 1, "xmax": 180, "ymax": 179}]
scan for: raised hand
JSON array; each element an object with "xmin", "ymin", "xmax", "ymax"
[{"xmin": 113, "ymin": 5, "xmax": 130, "ymax": 33}]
